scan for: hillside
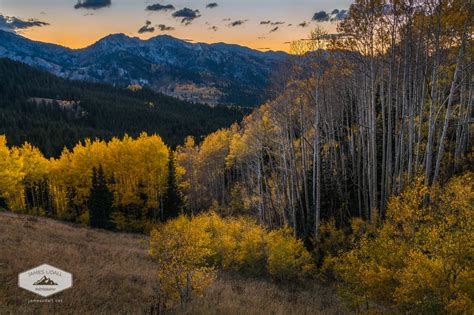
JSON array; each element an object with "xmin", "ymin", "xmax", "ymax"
[
  {"xmin": 0, "ymin": 58, "xmax": 249, "ymax": 156},
  {"xmin": 0, "ymin": 211, "xmax": 345, "ymax": 314},
  {"xmin": 0, "ymin": 31, "xmax": 289, "ymax": 106}
]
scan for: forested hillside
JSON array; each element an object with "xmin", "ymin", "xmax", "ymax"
[
  {"xmin": 0, "ymin": 58, "xmax": 249, "ymax": 156},
  {"xmin": 176, "ymin": 0, "xmax": 473, "ymax": 234}
]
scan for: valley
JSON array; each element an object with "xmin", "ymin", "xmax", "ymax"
[
  {"xmin": 0, "ymin": 0, "xmax": 472, "ymax": 314},
  {"xmin": 0, "ymin": 58, "xmax": 249, "ymax": 156}
]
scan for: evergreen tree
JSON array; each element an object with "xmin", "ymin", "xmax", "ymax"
[
  {"xmin": 162, "ymin": 152, "xmax": 183, "ymax": 221},
  {"xmin": 0, "ymin": 196, "xmax": 7, "ymax": 210},
  {"xmin": 88, "ymin": 165, "xmax": 113, "ymax": 229}
]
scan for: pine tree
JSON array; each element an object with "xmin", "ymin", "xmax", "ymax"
[
  {"xmin": 162, "ymin": 151, "xmax": 183, "ymax": 221},
  {"xmin": 88, "ymin": 165, "xmax": 113, "ymax": 229}
]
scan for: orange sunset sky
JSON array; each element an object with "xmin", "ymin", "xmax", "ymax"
[{"xmin": 0, "ymin": 0, "xmax": 352, "ymax": 52}]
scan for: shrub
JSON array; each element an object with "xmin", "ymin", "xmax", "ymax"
[
  {"xmin": 149, "ymin": 215, "xmax": 216, "ymax": 310},
  {"xmin": 149, "ymin": 213, "xmax": 316, "ymax": 309},
  {"xmin": 331, "ymin": 173, "xmax": 474, "ymax": 313},
  {"xmin": 235, "ymin": 219, "xmax": 267, "ymax": 275},
  {"xmin": 313, "ymin": 218, "xmax": 347, "ymax": 266},
  {"xmin": 267, "ymin": 227, "xmax": 315, "ymax": 281}
]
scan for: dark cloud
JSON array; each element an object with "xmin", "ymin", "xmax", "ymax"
[
  {"xmin": 298, "ymin": 21, "xmax": 308, "ymax": 27},
  {"xmin": 269, "ymin": 26, "xmax": 279, "ymax": 33},
  {"xmin": 313, "ymin": 9, "xmax": 348, "ymax": 22},
  {"xmin": 312, "ymin": 11, "xmax": 330, "ymax": 22},
  {"xmin": 257, "ymin": 36, "xmax": 266, "ymax": 39},
  {"xmin": 229, "ymin": 20, "xmax": 247, "ymax": 27},
  {"xmin": 260, "ymin": 20, "xmax": 285, "ymax": 26},
  {"xmin": 146, "ymin": 3, "xmax": 175, "ymax": 11},
  {"xmin": 0, "ymin": 15, "xmax": 49, "ymax": 32},
  {"xmin": 157, "ymin": 24, "xmax": 174, "ymax": 31},
  {"xmin": 138, "ymin": 20, "xmax": 155, "ymax": 34},
  {"xmin": 222, "ymin": 18, "xmax": 231, "ymax": 21},
  {"xmin": 74, "ymin": 0, "xmax": 111, "ymax": 10},
  {"xmin": 172, "ymin": 8, "xmax": 201, "ymax": 25},
  {"xmin": 209, "ymin": 26, "xmax": 218, "ymax": 31},
  {"xmin": 206, "ymin": 3, "xmax": 218, "ymax": 9},
  {"xmin": 332, "ymin": 10, "xmax": 348, "ymax": 21}
]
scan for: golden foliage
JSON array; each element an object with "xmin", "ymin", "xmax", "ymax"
[
  {"xmin": 0, "ymin": 136, "xmax": 25, "ymax": 209},
  {"xmin": 267, "ymin": 227, "xmax": 315, "ymax": 281},
  {"xmin": 150, "ymin": 211, "xmax": 315, "ymax": 309},
  {"xmin": 150, "ymin": 215, "xmax": 216, "ymax": 309},
  {"xmin": 0, "ymin": 133, "xmax": 169, "ymax": 230},
  {"xmin": 331, "ymin": 173, "xmax": 474, "ymax": 313}
]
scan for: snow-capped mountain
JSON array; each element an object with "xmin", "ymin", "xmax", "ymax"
[{"xmin": 0, "ymin": 31, "xmax": 289, "ymax": 106}]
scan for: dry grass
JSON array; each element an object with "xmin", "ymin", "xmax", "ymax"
[
  {"xmin": 182, "ymin": 274, "xmax": 347, "ymax": 315},
  {"xmin": 0, "ymin": 211, "xmax": 346, "ymax": 314},
  {"xmin": 0, "ymin": 211, "xmax": 156, "ymax": 314}
]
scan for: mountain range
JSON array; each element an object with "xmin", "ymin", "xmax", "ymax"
[
  {"xmin": 33, "ymin": 276, "xmax": 57, "ymax": 285},
  {"xmin": 0, "ymin": 31, "xmax": 290, "ymax": 107}
]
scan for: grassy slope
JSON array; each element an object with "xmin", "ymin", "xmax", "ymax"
[{"xmin": 0, "ymin": 212, "xmax": 345, "ymax": 314}]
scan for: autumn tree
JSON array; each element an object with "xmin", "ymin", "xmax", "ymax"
[
  {"xmin": 149, "ymin": 215, "xmax": 215, "ymax": 310},
  {"xmin": 0, "ymin": 136, "xmax": 24, "ymax": 210},
  {"xmin": 330, "ymin": 173, "xmax": 474, "ymax": 313}
]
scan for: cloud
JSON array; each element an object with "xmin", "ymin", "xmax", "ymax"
[
  {"xmin": 229, "ymin": 20, "xmax": 247, "ymax": 27},
  {"xmin": 0, "ymin": 14, "xmax": 49, "ymax": 32},
  {"xmin": 260, "ymin": 20, "xmax": 285, "ymax": 26},
  {"xmin": 332, "ymin": 10, "xmax": 348, "ymax": 21},
  {"xmin": 209, "ymin": 26, "xmax": 218, "ymax": 31},
  {"xmin": 298, "ymin": 21, "xmax": 308, "ymax": 27},
  {"xmin": 157, "ymin": 24, "xmax": 174, "ymax": 31},
  {"xmin": 312, "ymin": 11, "xmax": 330, "ymax": 22},
  {"xmin": 74, "ymin": 0, "xmax": 111, "ymax": 10},
  {"xmin": 313, "ymin": 9, "xmax": 347, "ymax": 22},
  {"xmin": 206, "ymin": 3, "xmax": 218, "ymax": 9},
  {"xmin": 269, "ymin": 26, "xmax": 279, "ymax": 33},
  {"xmin": 222, "ymin": 18, "xmax": 231, "ymax": 21},
  {"xmin": 146, "ymin": 3, "xmax": 175, "ymax": 11},
  {"xmin": 172, "ymin": 8, "xmax": 201, "ymax": 25},
  {"xmin": 138, "ymin": 20, "xmax": 155, "ymax": 34}
]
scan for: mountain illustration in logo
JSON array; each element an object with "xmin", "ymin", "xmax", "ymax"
[{"xmin": 33, "ymin": 276, "xmax": 58, "ymax": 285}]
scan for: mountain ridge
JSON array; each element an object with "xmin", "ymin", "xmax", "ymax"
[{"xmin": 0, "ymin": 31, "xmax": 289, "ymax": 106}]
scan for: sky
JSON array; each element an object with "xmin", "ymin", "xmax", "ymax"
[{"xmin": 0, "ymin": 0, "xmax": 353, "ymax": 52}]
